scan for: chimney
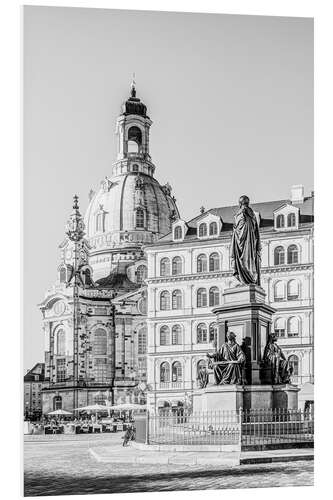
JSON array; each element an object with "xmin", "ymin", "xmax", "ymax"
[{"xmin": 290, "ymin": 185, "xmax": 304, "ymax": 204}]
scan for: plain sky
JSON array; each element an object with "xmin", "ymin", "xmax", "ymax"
[{"xmin": 23, "ymin": 7, "xmax": 313, "ymax": 371}]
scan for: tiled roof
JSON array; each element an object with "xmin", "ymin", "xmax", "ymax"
[{"xmin": 157, "ymin": 195, "xmax": 314, "ymax": 243}]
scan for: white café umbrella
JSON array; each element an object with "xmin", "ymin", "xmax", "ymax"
[
  {"xmin": 111, "ymin": 403, "xmax": 146, "ymax": 411},
  {"xmin": 74, "ymin": 404, "xmax": 107, "ymax": 413},
  {"xmin": 48, "ymin": 409, "xmax": 73, "ymax": 416}
]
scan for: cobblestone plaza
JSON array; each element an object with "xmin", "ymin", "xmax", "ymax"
[{"xmin": 24, "ymin": 434, "xmax": 313, "ymax": 496}]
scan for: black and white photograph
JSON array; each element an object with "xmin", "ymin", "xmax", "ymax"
[{"xmin": 20, "ymin": 3, "xmax": 316, "ymax": 497}]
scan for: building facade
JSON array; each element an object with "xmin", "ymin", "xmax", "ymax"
[
  {"xmin": 39, "ymin": 83, "xmax": 179, "ymax": 414},
  {"xmin": 24, "ymin": 363, "xmax": 45, "ymax": 420},
  {"xmin": 145, "ymin": 186, "xmax": 314, "ymax": 413}
]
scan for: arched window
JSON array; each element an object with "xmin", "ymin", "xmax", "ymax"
[
  {"xmin": 59, "ymin": 267, "xmax": 67, "ymax": 283},
  {"xmin": 288, "ymin": 355, "xmax": 299, "ymax": 376},
  {"xmin": 274, "ymin": 246, "xmax": 285, "ymax": 265},
  {"xmin": 172, "ymin": 325, "xmax": 182, "ymax": 345},
  {"xmin": 209, "ymin": 252, "xmax": 220, "ymax": 271},
  {"xmin": 160, "ymin": 258, "xmax": 170, "ymax": 276},
  {"xmin": 56, "ymin": 359, "xmax": 66, "ymax": 382},
  {"xmin": 209, "ymin": 222, "xmax": 218, "ymax": 236},
  {"xmin": 274, "ymin": 318, "xmax": 286, "ymax": 338},
  {"xmin": 287, "ymin": 317, "xmax": 300, "ymax": 337},
  {"xmin": 56, "ymin": 329, "xmax": 66, "ymax": 356},
  {"xmin": 197, "ymin": 323, "xmax": 208, "ymax": 343},
  {"xmin": 274, "ymin": 281, "xmax": 285, "ymax": 302},
  {"xmin": 138, "ymin": 327, "xmax": 147, "ymax": 354},
  {"xmin": 96, "ymin": 213, "xmax": 105, "ymax": 232},
  {"xmin": 128, "ymin": 126, "xmax": 142, "ymax": 153},
  {"xmin": 209, "ymin": 286, "xmax": 220, "ymax": 306},
  {"xmin": 197, "ymin": 288, "xmax": 208, "ymax": 308},
  {"xmin": 136, "ymin": 265, "xmax": 147, "ymax": 284},
  {"xmin": 160, "ymin": 291, "xmax": 170, "ymax": 310},
  {"xmin": 132, "ymin": 164, "xmax": 139, "ymax": 173},
  {"xmin": 136, "ymin": 208, "xmax": 145, "ymax": 228},
  {"xmin": 160, "ymin": 326, "xmax": 170, "ymax": 346},
  {"xmin": 287, "ymin": 280, "xmax": 300, "ymax": 300},
  {"xmin": 172, "ymin": 256, "xmax": 182, "ymax": 275},
  {"xmin": 53, "ymin": 396, "xmax": 62, "ymax": 411},
  {"xmin": 172, "ymin": 362, "xmax": 183, "ymax": 382},
  {"xmin": 174, "ymin": 226, "xmax": 182, "ymax": 240},
  {"xmin": 199, "ymin": 223, "xmax": 207, "ymax": 237},
  {"xmin": 276, "ymin": 215, "xmax": 285, "ymax": 228},
  {"xmin": 160, "ymin": 362, "xmax": 170, "ymax": 382},
  {"xmin": 209, "ymin": 323, "xmax": 218, "ymax": 343},
  {"xmin": 197, "ymin": 254, "xmax": 207, "ymax": 273},
  {"xmin": 287, "ymin": 245, "xmax": 299, "ymax": 264},
  {"xmin": 172, "ymin": 290, "xmax": 182, "ymax": 310},
  {"xmin": 93, "ymin": 328, "xmax": 107, "ymax": 355},
  {"xmin": 287, "ymin": 213, "xmax": 296, "ymax": 227}
]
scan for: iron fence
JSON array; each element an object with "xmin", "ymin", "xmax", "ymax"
[
  {"xmin": 147, "ymin": 410, "xmax": 241, "ymax": 446},
  {"xmin": 138, "ymin": 408, "xmax": 314, "ymax": 449}
]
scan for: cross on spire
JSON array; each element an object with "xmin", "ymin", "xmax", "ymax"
[{"xmin": 130, "ymin": 72, "xmax": 136, "ymax": 98}]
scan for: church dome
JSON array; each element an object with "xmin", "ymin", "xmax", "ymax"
[{"xmin": 84, "ymin": 172, "xmax": 178, "ymax": 251}]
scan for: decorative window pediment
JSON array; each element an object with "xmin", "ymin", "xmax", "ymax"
[
  {"xmin": 196, "ymin": 213, "xmax": 222, "ymax": 239},
  {"xmin": 273, "ymin": 204, "xmax": 299, "ymax": 231},
  {"xmin": 172, "ymin": 219, "xmax": 187, "ymax": 241}
]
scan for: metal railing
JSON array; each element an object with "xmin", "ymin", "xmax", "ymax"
[
  {"xmin": 241, "ymin": 408, "xmax": 314, "ymax": 449},
  {"xmin": 137, "ymin": 408, "xmax": 314, "ymax": 449},
  {"xmin": 147, "ymin": 410, "xmax": 241, "ymax": 446}
]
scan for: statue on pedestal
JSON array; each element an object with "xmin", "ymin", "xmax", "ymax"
[
  {"xmin": 263, "ymin": 334, "xmax": 293, "ymax": 384},
  {"xmin": 207, "ymin": 331, "xmax": 246, "ymax": 385},
  {"xmin": 197, "ymin": 364, "xmax": 209, "ymax": 389},
  {"xmin": 231, "ymin": 195, "xmax": 261, "ymax": 286}
]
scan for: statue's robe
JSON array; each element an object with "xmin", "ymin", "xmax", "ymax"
[
  {"xmin": 197, "ymin": 368, "xmax": 209, "ymax": 388},
  {"xmin": 263, "ymin": 341, "xmax": 292, "ymax": 384},
  {"xmin": 210, "ymin": 342, "xmax": 246, "ymax": 385},
  {"xmin": 231, "ymin": 206, "xmax": 261, "ymax": 286}
]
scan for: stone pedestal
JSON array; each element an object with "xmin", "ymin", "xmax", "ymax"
[
  {"xmin": 193, "ymin": 383, "xmax": 299, "ymax": 413},
  {"xmin": 193, "ymin": 384, "xmax": 244, "ymax": 412},
  {"xmin": 213, "ymin": 284, "xmax": 276, "ymax": 385}
]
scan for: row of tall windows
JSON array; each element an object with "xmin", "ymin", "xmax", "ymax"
[
  {"xmin": 160, "ymin": 361, "xmax": 183, "ymax": 382},
  {"xmin": 160, "ymin": 290, "xmax": 182, "ymax": 310},
  {"xmin": 159, "ymin": 287, "xmax": 220, "ymax": 310},
  {"xmin": 274, "ymin": 280, "xmax": 300, "ymax": 301},
  {"xmin": 276, "ymin": 213, "xmax": 296, "ymax": 229},
  {"xmin": 158, "ymin": 323, "xmax": 217, "ymax": 345},
  {"xmin": 159, "ymin": 253, "xmax": 220, "ymax": 276},
  {"xmin": 160, "ymin": 325, "xmax": 182, "ymax": 345},
  {"xmin": 198, "ymin": 221, "xmax": 218, "ymax": 237},
  {"xmin": 274, "ymin": 316, "xmax": 301, "ymax": 338},
  {"xmin": 274, "ymin": 245, "xmax": 299, "ymax": 265}
]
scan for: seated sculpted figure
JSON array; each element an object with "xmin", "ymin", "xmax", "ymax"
[
  {"xmin": 197, "ymin": 364, "xmax": 209, "ymax": 389},
  {"xmin": 207, "ymin": 331, "xmax": 246, "ymax": 385},
  {"xmin": 263, "ymin": 334, "xmax": 293, "ymax": 384}
]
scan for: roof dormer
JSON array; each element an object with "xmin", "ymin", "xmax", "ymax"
[
  {"xmin": 172, "ymin": 219, "xmax": 188, "ymax": 242},
  {"xmin": 197, "ymin": 212, "xmax": 222, "ymax": 239},
  {"xmin": 273, "ymin": 203, "xmax": 299, "ymax": 231}
]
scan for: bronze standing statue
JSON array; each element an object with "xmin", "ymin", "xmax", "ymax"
[
  {"xmin": 263, "ymin": 334, "xmax": 293, "ymax": 384},
  {"xmin": 207, "ymin": 332, "xmax": 245, "ymax": 385},
  {"xmin": 231, "ymin": 195, "xmax": 261, "ymax": 286}
]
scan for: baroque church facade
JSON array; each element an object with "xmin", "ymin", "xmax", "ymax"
[
  {"xmin": 145, "ymin": 185, "xmax": 314, "ymax": 413},
  {"xmin": 39, "ymin": 84, "xmax": 179, "ymax": 413}
]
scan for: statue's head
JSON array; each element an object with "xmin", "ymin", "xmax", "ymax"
[
  {"xmin": 239, "ymin": 195, "xmax": 250, "ymax": 208},
  {"xmin": 269, "ymin": 333, "xmax": 277, "ymax": 343},
  {"xmin": 227, "ymin": 331, "xmax": 237, "ymax": 343}
]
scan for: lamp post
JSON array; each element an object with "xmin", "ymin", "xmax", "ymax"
[{"xmin": 65, "ymin": 195, "xmax": 85, "ymax": 414}]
